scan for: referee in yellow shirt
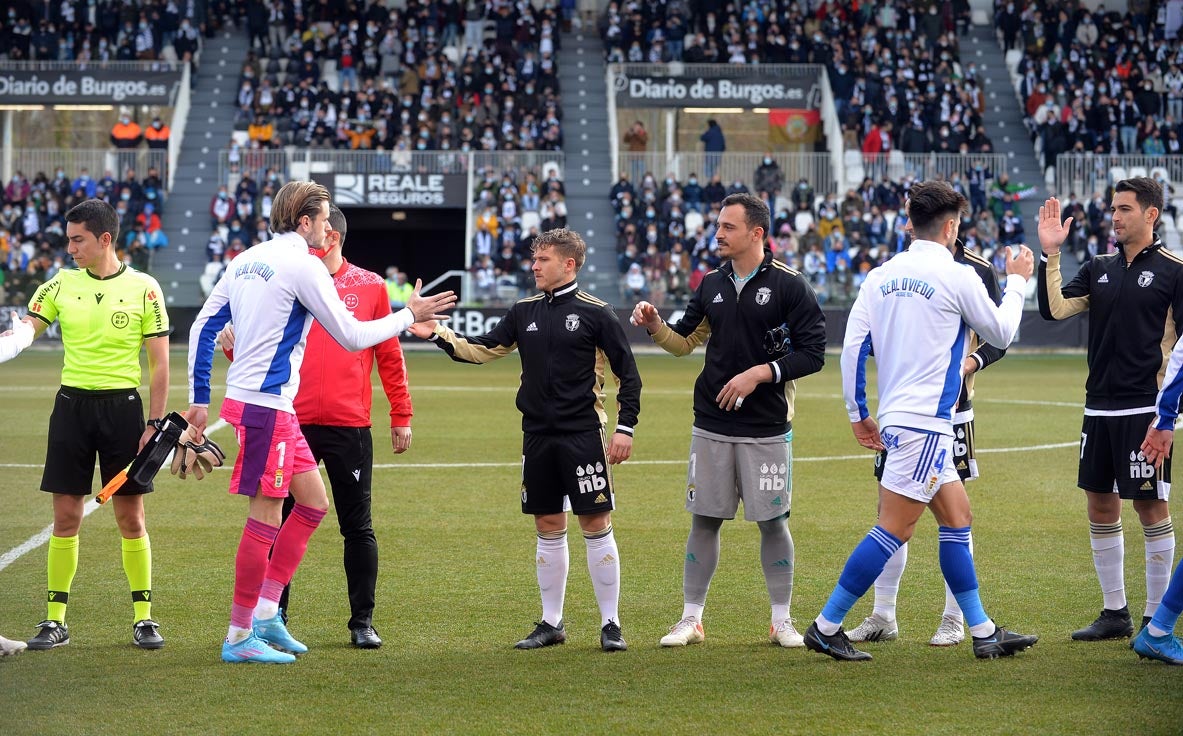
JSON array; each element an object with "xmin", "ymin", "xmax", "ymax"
[{"xmin": 12, "ymin": 199, "xmax": 171, "ymax": 651}]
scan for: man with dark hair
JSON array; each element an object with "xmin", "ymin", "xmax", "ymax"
[
  {"xmin": 1038, "ymin": 177, "xmax": 1183, "ymax": 641},
  {"xmin": 808, "ymin": 181, "xmax": 1038, "ymax": 661},
  {"xmin": 11, "ymin": 199, "xmax": 171, "ymax": 651},
  {"xmin": 217, "ymin": 206, "xmax": 412, "ymax": 649},
  {"xmin": 632, "ymin": 192, "xmax": 826, "ymax": 649},
  {"xmin": 848, "ymin": 231, "xmax": 1009, "ymax": 647},
  {"xmin": 410, "ymin": 228, "xmax": 642, "ymax": 653},
  {"xmin": 185, "ymin": 180, "xmax": 454, "ymax": 664}
]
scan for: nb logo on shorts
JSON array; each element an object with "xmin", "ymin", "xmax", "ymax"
[
  {"xmin": 1130, "ymin": 450, "xmax": 1155, "ymax": 480},
  {"xmin": 758, "ymin": 462, "xmax": 787, "ymax": 493},
  {"xmin": 576, "ymin": 463, "xmax": 607, "ymax": 494}
]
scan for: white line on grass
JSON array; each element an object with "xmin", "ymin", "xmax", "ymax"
[
  {"xmin": 0, "ymin": 419, "xmax": 227, "ymax": 574},
  {"xmin": 0, "ymin": 435, "xmax": 1076, "ymax": 573}
]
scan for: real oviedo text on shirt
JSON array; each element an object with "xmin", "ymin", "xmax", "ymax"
[{"xmin": 879, "ymin": 276, "xmax": 936, "ymax": 300}]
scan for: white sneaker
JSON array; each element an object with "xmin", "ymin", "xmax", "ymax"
[
  {"xmin": 846, "ymin": 613, "xmax": 899, "ymax": 642},
  {"xmin": 929, "ymin": 615, "xmax": 965, "ymax": 646},
  {"xmin": 770, "ymin": 619, "xmax": 804, "ymax": 648},
  {"xmin": 659, "ymin": 616, "xmax": 705, "ymax": 647},
  {"xmin": 0, "ymin": 635, "xmax": 28, "ymax": 656}
]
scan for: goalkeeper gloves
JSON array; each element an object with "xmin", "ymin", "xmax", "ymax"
[{"xmin": 170, "ymin": 427, "xmax": 226, "ymax": 480}]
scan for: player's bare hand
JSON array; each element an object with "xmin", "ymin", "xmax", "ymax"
[
  {"xmin": 406, "ymin": 319, "xmax": 437, "ymax": 339},
  {"xmin": 184, "ymin": 405, "xmax": 209, "ymax": 444},
  {"xmin": 852, "ymin": 417, "xmax": 885, "ymax": 451},
  {"xmin": 392, "ymin": 426, "xmax": 412, "ymax": 454},
  {"xmin": 1005, "ymin": 244, "xmax": 1034, "ymax": 279},
  {"xmin": 630, "ymin": 301, "xmax": 662, "ymax": 332},
  {"xmin": 716, "ymin": 367, "xmax": 763, "ymax": 411},
  {"xmin": 606, "ymin": 431, "xmax": 633, "ymax": 464},
  {"xmin": 217, "ymin": 323, "xmax": 235, "ymax": 351},
  {"xmin": 961, "ymin": 356, "xmax": 979, "ymax": 377},
  {"xmin": 1141, "ymin": 426, "xmax": 1174, "ymax": 469},
  {"xmin": 1037, "ymin": 198, "xmax": 1073, "ymax": 255},
  {"xmin": 406, "ymin": 279, "xmax": 457, "ymax": 322}
]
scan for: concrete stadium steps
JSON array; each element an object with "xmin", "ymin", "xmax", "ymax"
[
  {"xmin": 157, "ymin": 28, "xmax": 251, "ymax": 307},
  {"xmin": 557, "ymin": 30, "xmax": 620, "ymax": 303}
]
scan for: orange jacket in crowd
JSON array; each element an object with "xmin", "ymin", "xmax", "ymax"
[
  {"xmin": 111, "ymin": 120, "xmax": 144, "ymax": 148},
  {"xmin": 145, "ymin": 122, "xmax": 170, "ymax": 149}
]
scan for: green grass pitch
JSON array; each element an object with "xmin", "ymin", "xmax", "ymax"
[{"xmin": 0, "ymin": 348, "xmax": 1180, "ymax": 735}]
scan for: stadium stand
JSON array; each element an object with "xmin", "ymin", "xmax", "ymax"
[
  {"xmin": 0, "ymin": 166, "xmax": 167, "ymax": 305},
  {"xmin": 229, "ymin": 0, "xmax": 563, "ymax": 152}
]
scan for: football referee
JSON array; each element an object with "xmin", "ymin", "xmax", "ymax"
[
  {"xmin": 1038, "ymin": 178, "xmax": 1183, "ymax": 641},
  {"xmin": 15, "ymin": 199, "xmax": 171, "ymax": 651},
  {"xmin": 410, "ymin": 228, "xmax": 642, "ymax": 652}
]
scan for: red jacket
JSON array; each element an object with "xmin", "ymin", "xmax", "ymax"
[{"xmin": 296, "ymin": 259, "xmax": 412, "ymax": 428}]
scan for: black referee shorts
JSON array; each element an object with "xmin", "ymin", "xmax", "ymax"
[
  {"xmin": 41, "ymin": 386, "xmax": 151, "ymax": 496},
  {"xmin": 521, "ymin": 428, "xmax": 614, "ymax": 516},
  {"xmin": 1078, "ymin": 413, "xmax": 1170, "ymax": 501}
]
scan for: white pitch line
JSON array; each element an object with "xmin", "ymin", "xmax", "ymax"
[{"xmin": 0, "ymin": 419, "xmax": 227, "ymax": 574}]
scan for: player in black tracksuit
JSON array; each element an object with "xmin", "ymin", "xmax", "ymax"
[
  {"xmin": 1037, "ymin": 183, "xmax": 1183, "ymax": 641},
  {"xmin": 413, "ymin": 229, "xmax": 640, "ymax": 652},
  {"xmin": 632, "ymin": 193, "xmax": 825, "ymax": 648}
]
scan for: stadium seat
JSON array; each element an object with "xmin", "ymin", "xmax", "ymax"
[
  {"xmin": 1128, "ymin": 166, "xmax": 1149, "ymax": 180},
  {"xmin": 793, "ymin": 210, "xmax": 815, "ymax": 234},
  {"xmin": 1044, "ymin": 166, "xmax": 1056, "ymax": 192},
  {"xmin": 520, "ymin": 210, "xmax": 541, "ymax": 232},
  {"xmin": 1152, "ymin": 166, "xmax": 1171, "ymax": 184},
  {"xmin": 1109, "ymin": 166, "xmax": 1128, "ymax": 184},
  {"xmin": 542, "ymin": 160, "xmax": 561, "ymax": 180},
  {"xmin": 847, "ymin": 165, "xmax": 865, "ymax": 187},
  {"xmin": 774, "ymin": 195, "xmax": 792, "ymax": 215},
  {"xmin": 883, "ymin": 210, "xmax": 896, "ymax": 233},
  {"xmin": 971, "ymin": 9, "xmax": 989, "ymax": 25},
  {"xmin": 684, "ymin": 210, "xmax": 704, "ymax": 233},
  {"xmin": 231, "ymin": 130, "xmax": 250, "ymax": 147},
  {"xmin": 843, "ymin": 150, "xmax": 862, "ymax": 168},
  {"xmin": 1160, "ymin": 212, "xmax": 1176, "ymax": 232},
  {"xmin": 1005, "ymin": 49, "xmax": 1022, "ymax": 75}
]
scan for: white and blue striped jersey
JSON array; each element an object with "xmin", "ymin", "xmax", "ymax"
[
  {"xmin": 188, "ymin": 231, "xmax": 415, "ymax": 413},
  {"xmin": 841, "ymin": 240, "xmax": 1027, "ymax": 435}
]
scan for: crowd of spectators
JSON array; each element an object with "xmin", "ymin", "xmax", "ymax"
[
  {"xmin": 607, "ymin": 150, "xmax": 1061, "ymax": 306},
  {"xmin": 0, "ymin": 165, "xmax": 167, "ymax": 306},
  {"xmin": 1011, "ymin": 0, "xmax": 1183, "ymax": 167},
  {"xmin": 229, "ymin": 0, "xmax": 564, "ymax": 153},
  {"xmin": 0, "ymin": 0, "xmax": 203, "ymax": 63},
  {"xmin": 469, "ymin": 162, "xmax": 568, "ymax": 304}
]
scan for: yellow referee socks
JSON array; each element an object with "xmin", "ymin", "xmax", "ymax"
[
  {"xmin": 46, "ymin": 535, "xmax": 79, "ymax": 622},
  {"xmin": 122, "ymin": 535, "xmax": 153, "ymax": 622}
]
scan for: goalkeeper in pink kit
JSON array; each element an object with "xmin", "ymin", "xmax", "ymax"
[{"xmin": 185, "ymin": 181, "xmax": 455, "ymax": 663}]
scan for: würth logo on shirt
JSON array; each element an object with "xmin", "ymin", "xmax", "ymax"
[{"xmin": 526, "ymin": 322, "xmax": 539, "ymax": 332}]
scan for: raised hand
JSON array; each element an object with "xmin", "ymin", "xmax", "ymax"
[
  {"xmin": 406, "ymin": 278, "xmax": 457, "ymax": 322},
  {"xmin": 1037, "ymin": 197, "xmax": 1074, "ymax": 256}
]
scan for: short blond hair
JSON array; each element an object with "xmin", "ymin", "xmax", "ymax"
[
  {"xmin": 531, "ymin": 228, "xmax": 587, "ymax": 270},
  {"xmin": 270, "ymin": 180, "xmax": 330, "ymax": 234}
]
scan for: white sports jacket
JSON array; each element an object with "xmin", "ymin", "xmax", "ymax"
[
  {"xmin": 188, "ymin": 231, "xmax": 414, "ymax": 413},
  {"xmin": 841, "ymin": 240, "xmax": 1026, "ymax": 435}
]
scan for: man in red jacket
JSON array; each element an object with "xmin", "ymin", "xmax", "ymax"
[{"xmin": 221, "ymin": 205, "xmax": 410, "ymax": 649}]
